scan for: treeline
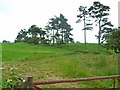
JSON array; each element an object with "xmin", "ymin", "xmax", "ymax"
[
  {"xmin": 14, "ymin": 1, "xmax": 120, "ymax": 53},
  {"xmin": 15, "ymin": 14, "xmax": 74, "ymax": 45}
]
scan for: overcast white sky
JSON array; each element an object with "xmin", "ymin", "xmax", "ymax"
[{"xmin": 0, "ymin": 0, "xmax": 119, "ymax": 43}]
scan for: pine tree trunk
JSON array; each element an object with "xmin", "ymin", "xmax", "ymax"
[
  {"xmin": 84, "ymin": 16, "xmax": 86, "ymax": 48},
  {"xmin": 53, "ymin": 29, "xmax": 55, "ymax": 45},
  {"xmin": 98, "ymin": 19, "xmax": 101, "ymax": 48}
]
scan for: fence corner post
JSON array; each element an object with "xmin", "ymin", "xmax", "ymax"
[
  {"xmin": 26, "ymin": 76, "xmax": 33, "ymax": 88},
  {"xmin": 113, "ymin": 78, "xmax": 116, "ymax": 89}
]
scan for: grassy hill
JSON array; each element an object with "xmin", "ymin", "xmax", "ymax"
[{"xmin": 2, "ymin": 43, "xmax": 118, "ymax": 88}]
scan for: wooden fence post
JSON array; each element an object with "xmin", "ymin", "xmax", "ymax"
[
  {"xmin": 16, "ymin": 76, "xmax": 34, "ymax": 89},
  {"xmin": 118, "ymin": 53, "xmax": 120, "ymax": 88},
  {"xmin": 26, "ymin": 76, "xmax": 33, "ymax": 88},
  {"xmin": 113, "ymin": 78, "xmax": 116, "ymax": 89}
]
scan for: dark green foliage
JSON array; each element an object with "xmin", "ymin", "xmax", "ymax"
[
  {"xmin": 15, "ymin": 25, "xmax": 48, "ymax": 44},
  {"xmin": 104, "ymin": 28, "xmax": 120, "ymax": 53},
  {"xmin": 14, "ymin": 29, "xmax": 28, "ymax": 43},
  {"xmin": 49, "ymin": 14, "xmax": 74, "ymax": 44},
  {"xmin": 2, "ymin": 40, "xmax": 11, "ymax": 43},
  {"xmin": 88, "ymin": 1, "xmax": 113, "ymax": 46},
  {"xmin": 28, "ymin": 25, "xmax": 39, "ymax": 38},
  {"xmin": 15, "ymin": 14, "xmax": 74, "ymax": 45},
  {"xmin": 47, "ymin": 17, "xmax": 58, "ymax": 45},
  {"xmin": 25, "ymin": 37, "xmax": 39, "ymax": 44}
]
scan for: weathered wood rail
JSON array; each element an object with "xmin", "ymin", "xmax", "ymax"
[{"xmin": 18, "ymin": 75, "xmax": 120, "ymax": 89}]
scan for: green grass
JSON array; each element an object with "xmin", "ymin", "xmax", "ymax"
[{"xmin": 2, "ymin": 43, "xmax": 118, "ymax": 88}]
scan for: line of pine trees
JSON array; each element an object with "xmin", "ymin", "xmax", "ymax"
[
  {"xmin": 14, "ymin": 1, "xmax": 120, "ymax": 53},
  {"xmin": 15, "ymin": 14, "xmax": 74, "ymax": 45},
  {"xmin": 76, "ymin": 1, "xmax": 113, "ymax": 48}
]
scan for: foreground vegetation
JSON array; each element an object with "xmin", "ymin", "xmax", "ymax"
[{"xmin": 2, "ymin": 43, "xmax": 118, "ymax": 88}]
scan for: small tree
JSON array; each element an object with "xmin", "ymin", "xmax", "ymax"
[
  {"xmin": 15, "ymin": 29, "xmax": 28, "ymax": 43},
  {"xmin": 48, "ymin": 17, "xmax": 59, "ymax": 45},
  {"xmin": 2, "ymin": 40, "xmax": 10, "ymax": 43},
  {"xmin": 28, "ymin": 25, "xmax": 40, "ymax": 38},
  {"xmin": 27, "ymin": 25, "xmax": 47, "ymax": 44},
  {"xmin": 105, "ymin": 28, "xmax": 120, "ymax": 53},
  {"xmin": 44, "ymin": 25, "xmax": 52, "ymax": 44},
  {"xmin": 76, "ymin": 6, "xmax": 92, "ymax": 47},
  {"xmin": 58, "ymin": 14, "xmax": 74, "ymax": 44},
  {"xmin": 88, "ymin": 1, "xmax": 113, "ymax": 47},
  {"xmin": 47, "ymin": 14, "xmax": 74, "ymax": 45}
]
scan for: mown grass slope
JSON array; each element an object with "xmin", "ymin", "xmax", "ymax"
[{"xmin": 2, "ymin": 43, "xmax": 118, "ymax": 88}]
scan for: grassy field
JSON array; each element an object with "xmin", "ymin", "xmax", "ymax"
[{"xmin": 2, "ymin": 43, "xmax": 118, "ymax": 88}]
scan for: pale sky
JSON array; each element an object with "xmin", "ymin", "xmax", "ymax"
[{"xmin": 0, "ymin": 0, "xmax": 119, "ymax": 43}]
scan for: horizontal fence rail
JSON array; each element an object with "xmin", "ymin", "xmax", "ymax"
[
  {"xmin": 33, "ymin": 75, "xmax": 120, "ymax": 85},
  {"xmin": 21, "ymin": 75, "xmax": 120, "ymax": 89}
]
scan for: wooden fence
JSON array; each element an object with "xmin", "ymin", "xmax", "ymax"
[{"xmin": 17, "ymin": 75, "xmax": 120, "ymax": 90}]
